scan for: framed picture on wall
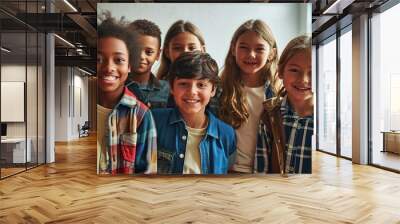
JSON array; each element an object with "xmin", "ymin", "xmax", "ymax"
[
  {"xmin": 96, "ymin": 3, "xmax": 313, "ymax": 175},
  {"xmin": 1, "ymin": 81, "xmax": 25, "ymax": 122}
]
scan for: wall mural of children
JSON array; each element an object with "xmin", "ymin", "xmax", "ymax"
[{"xmin": 97, "ymin": 3, "xmax": 312, "ymax": 175}]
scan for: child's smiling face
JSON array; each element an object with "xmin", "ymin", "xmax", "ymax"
[
  {"xmin": 171, "ymin": 78, "xmax": 215, "ymax": 118},
  {"xmin": 97, "ymin": 37, "xmax": 131, "ymax": 94},
  {"xmin": 166, "ymin": 32, "xmax": 204, "ymax": 62},
  {"xmin": 233, "ymin": 31, "xmax": 272, "ymax": 77},
  {"xmin": 133, "ymin": 34, "xmax": 160, "ymax": 75},
  {"xmin": 280, "ymin": 51, "xmax": 312, "ymax": 104}
]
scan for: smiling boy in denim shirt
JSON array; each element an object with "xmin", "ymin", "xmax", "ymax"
[{"xmin": 152, "ymin": 51, "xmax": 236, "ymax": 174}]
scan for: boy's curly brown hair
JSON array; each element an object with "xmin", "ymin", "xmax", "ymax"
[{"xmin": 128, "ymin": 19, "xmax": 162, "ymax": 48}]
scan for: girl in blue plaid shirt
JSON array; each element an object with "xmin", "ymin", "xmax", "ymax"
[
  {"xmin": 219, "ymin": 19, "xmax": 281, "ymax": 173},
  {"xmin": 263, "ymin": 35, "xmax": 313, "ymax": 174}
]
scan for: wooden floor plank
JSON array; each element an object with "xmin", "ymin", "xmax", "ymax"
[{"xmin": 0, "ymin": 134, "xmax": 399, "ymax": 223}]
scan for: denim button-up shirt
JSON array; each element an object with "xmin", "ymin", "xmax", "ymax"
[
  {"xmin": 126, "ymin": 73, "xmax": 170, "ymax": 109},
  {"xmin": 152, "ymin": 108, "xmax": 236, "ymax": 174}
]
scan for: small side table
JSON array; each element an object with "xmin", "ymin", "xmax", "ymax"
[{"xmin": 381, "ymin": 131, "xmax": 400, "ymax": 154}]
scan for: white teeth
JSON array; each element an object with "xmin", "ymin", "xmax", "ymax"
[
  {"xmin": 296, "ymin": 86, "xmax": 310, "ymax": 91},
  {"xmin": 103, "ymin": 75, "xmax": 117, "ymax": 81},
  {"xmin": 184, "ymin": 99, "xmax": 199, "ymax": 103}
]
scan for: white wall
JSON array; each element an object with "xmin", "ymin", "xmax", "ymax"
[
  {"xmin": 54, "ymin": 67, "xmax": 89, "ymax": 141},
  {"xmin": 1, "ymin": 65, "xmax": 26, "ymax": 82},
  {"xmin": 98, "ymin": 3, "xmax": 311, "ymax": 71},
  {"xmin": 72, "ymin": 72, "xmax": 89, "ymax": 138},
  {"xmin": 55, "ymin": 66, "xmax": 69, "ymax": 141}
]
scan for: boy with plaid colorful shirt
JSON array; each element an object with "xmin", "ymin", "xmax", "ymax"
[{"xmin": 97, "ymin": 16, "xmax": 157, "ymax": 175}]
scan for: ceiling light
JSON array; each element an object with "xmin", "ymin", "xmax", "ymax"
[
  {"xmin": 76, "ymin": 48, "xmax": 84, "ymax": 55},
  {"xmin": 322, "ymin": 0, "xmax": 355, "ymax": 15},
  {"xmin": 1, "ymin": 47, "xmax": 11, "ymax": 53},
  {"xmin": 54, "ymin": 34, "xmax": 75, "ymax": 48},
  {"xmin": 323, "ymin": 0, "xmax": 341, "ymax": 14},
  {"xmin": 63, "ymin": 0, "xmax": 78, "ymax": 12},
  {"xmin": 78, "ymin": 67, "xmax": 93, "ymax": 76}
]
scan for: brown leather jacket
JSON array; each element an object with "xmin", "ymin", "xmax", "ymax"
[{"xmin": 261, "ymin": 91, "xmax": 287, "ymax": 176}]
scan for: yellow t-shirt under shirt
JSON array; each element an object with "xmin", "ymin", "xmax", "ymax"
[{"xmin": 183, "ymin": 125, "xmax": 207, "ymax": 174}]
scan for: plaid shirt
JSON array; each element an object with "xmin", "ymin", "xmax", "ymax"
[
  {"xmin": 255, "ymin": 95, "xmax": 313, "ymax": 174},
  {"xmin": 98, "ymin": 87, "xmax": 157, "ymax": 175}
]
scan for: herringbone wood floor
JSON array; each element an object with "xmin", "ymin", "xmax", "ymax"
[{"xmin": 1, "ymin": 134, "xmax": 399, "ymax": 223}]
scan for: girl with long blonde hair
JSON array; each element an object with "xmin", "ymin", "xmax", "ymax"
[{"xmin": 219, "ymin": 19, "xmax": 280, "ymax": 173}]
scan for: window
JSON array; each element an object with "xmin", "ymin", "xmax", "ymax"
[
  {"xmin": 317, "ymin": 36, "xmax": 337, "ymax": 155},
  {"xmin": 339, "ymin": 28, "xmax": 352, "ymax": 158},
  {"xmin": 371, "ymin": 2, "xmax": 400, "ymax": 171}
]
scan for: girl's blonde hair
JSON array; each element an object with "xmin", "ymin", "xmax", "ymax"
[
  {"xmin": 278, "ymin": 35, "xmax": 311, "ymax": 88},
  {"xmin": 156, "ymin": 20, "xmax": 205, "ymax": 80},
  {"xmin": 219, "ymin": 19, "xmax": 280, "ymax": 129}
]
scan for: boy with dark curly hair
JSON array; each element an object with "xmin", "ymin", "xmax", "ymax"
[
  {"xmin": 152, "ymin": 51, "xmax": 236, "ymax": 175},
  {"xmin": 97, "ymin": 15, "xmax": 157, "ymax": 175}
]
